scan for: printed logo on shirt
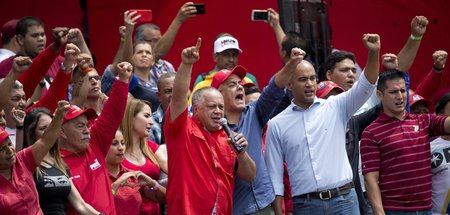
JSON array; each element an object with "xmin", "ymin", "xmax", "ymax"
[
  {"xmin": 90, "ymin": 158, "xmax": 101, "ymax": 171},
  {"xmin": 431, "ymin": 147, "xmax": 450, "ymax": 171},
  {"xmin": 43, "ymin": 176, "xmax": 70, "ymax": 188}
]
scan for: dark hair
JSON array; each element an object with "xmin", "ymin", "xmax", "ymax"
[
  {"xmin": 24, "ymin": 107, "xmax": 69, "ymax": 178},
  {"xmin": 324, "ymin": 51, "xmax": 356, "ymax": 72},
  {"xmin": 157, "ymin": 72, "xmax": 175, "ymax": 90},
  {"xmin": 24, "ymin": 107, "xmax": 52, "ymax": 148},
  {"xmin": 134, "ymin": 23, "xmax": 160, "ymax": 43},
  {"xmin": 16, "ymin": 16, "xmax": 44, "ymax": 36},
  {"xmin": 133, "ymin": 40, "xmax": 152, "ymax": 53},
  {"xmin": 435, "ymin": 93, "xmax": 450, "ymax": 115},
  {"xmin": 377, "ymin": 69, "xmax": 405, "ymax": 91},
  {"xmin": 244, "ymin": 85, "xmax": 261, "ymax": 95},
  {"xmin": 282, "ymin": 31, "xmax": 309, "ymax": 57}
]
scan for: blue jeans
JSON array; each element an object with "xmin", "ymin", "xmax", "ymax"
[
  {"xmin": 384, "ymin": 210, "xmax": 431, "ymax": 215},
  {"xmin": 292, "ymin": 188, "xmax": 360, "ymax": 215}
]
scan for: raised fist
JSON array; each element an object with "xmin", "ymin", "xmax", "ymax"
[
  {"xmin": 411, "ymin": 16, "xmax": 428, "ymax": 37},
  {"xmin": 432, "ymin": 50, "xmax": 447, "ymax": 72},
  {"xmin": 55, "ymin": 100, "xmax": 70, "ymax": 116},
  {"xmin": 117, "ymin": 62, "xmax": 133, "ymax": 83},
  {"xmin": 362, "ymin": 34, "xmax": 380, "ymax": 52},
  {"xmin": 289, "ymin": 47, "xmax": 306, "ymax": 65},
  {"xmin": 52, "ymin": 27, "xmax": 69, "ymax": 47},
  {"xmin": 382, "ymin": 53, "xmax": 398, "ymax": 70},
  {"xmin": 67, "ymin": 28, "xmax": 84, "ymax": 45},
  {"xmin": 12, "ymin": 56, "xmax": 33, "ymax": 73}
]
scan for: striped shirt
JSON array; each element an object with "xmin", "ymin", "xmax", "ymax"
[{"xmin": 361, "ymin": 112, "xmax": 447, "ymax": 211}]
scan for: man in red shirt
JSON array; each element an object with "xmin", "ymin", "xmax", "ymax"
[
  {"xmin": 361, "ymin": 69, "xmax": 450, "ymax": 214},
  {"xmin": 58, "ymin": 62, "xmax": 132, "ymax": 215},
  {"xmin": 165, "ymin": 38, "xmax": 256, "ymax": 215}
]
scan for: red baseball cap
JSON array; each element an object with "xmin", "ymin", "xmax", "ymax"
[
  {"xmin": 1, "ymin": 19, "xmax": 18, "ymax": 44},
  {"xmin": 409, "ymin": 93, "xmax": 431, "ymax": 108},
  {"xmin": 0, "ymin": 127, "xmax": 10, "ymax": 146},
  {"xmin": 63, "ymin": 105, "xmax": 98, "ymax": 124},
  {"xmin": 211, "ymin": 65, "xmax": 247, "ymax": 89},
  {"xmin": 316, "ymin": 81, "xmax": 344, "ymax": 98}
]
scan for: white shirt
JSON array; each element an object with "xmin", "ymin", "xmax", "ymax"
[
  {"xmin": 430, "ymin": 137, "xmax": 450, "ymax": 215},
  {"xmin": 0, "ymin": 48, "xmax": 15, "ymax": 62},
  {"xmin": 265, "ymin": 72, "xmax": 376, "ymax": 196},
  {"xmin": 5, "ymin": 126, "xmax": 16, "ymax": 147}
]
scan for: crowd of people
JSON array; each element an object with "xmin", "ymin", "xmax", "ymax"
[{"xmin": 0, "ymin": 2, "xmax": 449, "ymax": 215}]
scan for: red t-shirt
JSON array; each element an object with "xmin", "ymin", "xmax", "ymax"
[
  {"xmin": 361, "ymin": 112, "xmax": 447, "ymax": 211},
  {"xmin": 122, "ymin": 140, "xmax": 160, "ymax": 215},
  {"xmin": 0, "ymin": 147, "xmax": 42, "ymax": 215},
  {"xmin": 164, "ymin": 108, "xmax": 236, "ymax": 215},
  {"xmin": 109, "ymin": 166, "xmax": 142, "ymax": 215}
]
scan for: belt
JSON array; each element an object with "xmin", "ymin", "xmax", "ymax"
[{"xmin": 297, "ymin": 182, "xmax": 353, "ymax": 200}]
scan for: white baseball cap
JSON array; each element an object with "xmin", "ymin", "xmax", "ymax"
[{"xmin": 214, "ymin": 36, "xmax": 243, "ymax": 54}]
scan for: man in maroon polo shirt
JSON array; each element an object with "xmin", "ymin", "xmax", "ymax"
[
  {"xmin": 58, "ymin": 62, "xmax": 132, "ymax": 215},
  {"xmin": 361, "ymin": 69, "xmax": 450, "ymax": 214}
]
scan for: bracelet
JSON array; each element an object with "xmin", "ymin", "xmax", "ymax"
[
  {"xmin": 410, "ymin": 34, "xmax": 423, "ymax": 41},
  {"xmin": 61, "ymin": 62, "xmax": 76, "ymax": 72},
  {"xmin": 16, "ymin": 125, "xmax": 24, "ymax": 129},
  {"xmin": 433, "ymin": 65, "xmax": 444, "ymax": 72},
  {"xmin": 112, "ymin": 188, "xmax": 117, "ymax": 196}
]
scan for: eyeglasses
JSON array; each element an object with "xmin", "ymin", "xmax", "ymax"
[{"xmin": 88, "ymin": 76, "xmax": 101, "ymax": 81}]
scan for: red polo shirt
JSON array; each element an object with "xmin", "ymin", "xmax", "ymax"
[
  {"xmin": 361, "ymin": 112, "xmax": 447, "ymax": 211},
  {"xmin": 164, "ymin": 108, "xmax": 236, "ymax": 215},
  {"xmin": 61, "ymin": 79, "xmax": 128, "ymax": 215},
  {"xmin": 0, "ymin": 147, "xmax": 43, "ymax": 215}
]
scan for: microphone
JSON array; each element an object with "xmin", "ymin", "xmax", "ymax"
[{"xmin": 219, "ymin": 118, "xmax": 243, "ymax": 152}]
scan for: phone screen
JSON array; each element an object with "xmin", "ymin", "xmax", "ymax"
[
  {"xmin": 193, "ymin": 4, "xmax": 205, "ymax": 14},
  {"xmin": 252, "ymin": 10, "xmax": 269, "ymax": 21}
]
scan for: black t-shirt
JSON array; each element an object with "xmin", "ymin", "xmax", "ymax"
[{"xmin": 34, "ymin": 163, "xmax": 71, "ymax": 215}]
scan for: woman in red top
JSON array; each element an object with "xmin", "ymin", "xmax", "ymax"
[
  {"xmin": 0, "ymin": 101, "xmax": 69, "ymax": 214},
  {"xmin": 107, "ymin": 129, "xmax": 163, "ymax": 215},
  {"xmin": 120, "ymin": 98, "xmax": 167, "ymax": 215}
]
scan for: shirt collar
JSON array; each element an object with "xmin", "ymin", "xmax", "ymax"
[
  {"xmin": 378, "ymin": 111, "xmax": 416, "ymax": 122},
  {"xmin": 291, "ymin": 96, "xmax": 323, "ymax": 111}
]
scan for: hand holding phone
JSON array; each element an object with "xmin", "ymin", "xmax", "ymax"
[
  {"xmin": 193, "ymin": 3, "xmax": 205, "ymax": 14},
  {"xmin": 129, "ymin": 9, "xmax": 153, "ymax": 24},
  {"xmin": 251, "ymin": 10, "xmax": 269, "ymax": 22}
]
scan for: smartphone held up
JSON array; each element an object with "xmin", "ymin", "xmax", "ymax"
[
  {"xmin": 129, "ymin": 9, "xmax": 153, "ymax": 24},
  {"xmin": 192, "ymin": 3, "xmax": 205, "ymax": 14},
  {"xmin": 251, "ymin": 10, "xmax": 269, "ymax": 22}
]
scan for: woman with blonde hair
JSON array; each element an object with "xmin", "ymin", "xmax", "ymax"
[{"xmin": 120, "ymin": 98, "xmax": 167, "ymax": 215}]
